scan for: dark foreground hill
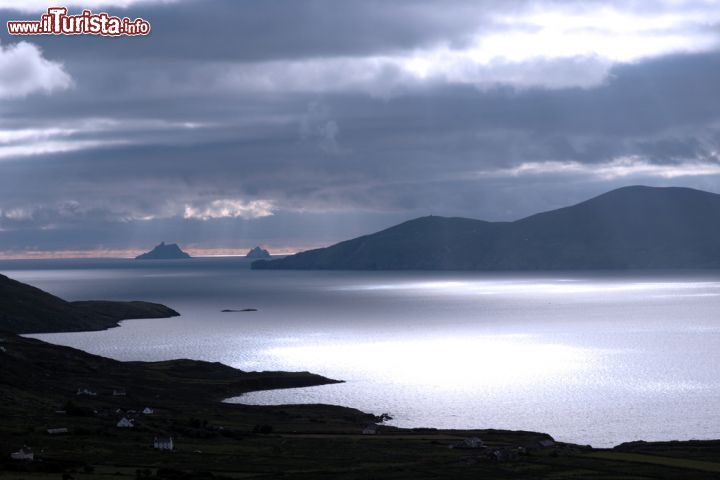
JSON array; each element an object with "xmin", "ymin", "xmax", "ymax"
[
  {"xmin": 3, "ymin": 331, "xmax": 720, "ymax": 479},
  {"xmin": 253, "ymin": 186, "xmax": 720, "ymax": 270},
  {"xmin": 0, "ymin": 330, "xmax": 340, "ymax": 404},
  {"xmin": 0, "ymin": 274, "xmax": 179, "ymax": 334}
]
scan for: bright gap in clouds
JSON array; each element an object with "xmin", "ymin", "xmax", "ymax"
[
  {"xmin": 4, "ymin": 1, "xmax": 719, "ymax": 93},
  {"xmin": 479, "ymin": 156, "xmax": 720, "ymax": 181},
  {"xmin": 214, "ymin": 2, "xmax": 720, "ymax": 93},
  {"xmin": 183, "ymin": 199, "xmax": 275, "ymax": 220},
  {"xmin": 0, "ymin": 140, "xmax": 128, "ymax": 160},
  {"xmin": 0, "ymin": 119, "xmax": 204, "ymax": 160}
]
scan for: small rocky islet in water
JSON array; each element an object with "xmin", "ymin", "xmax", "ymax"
[{"xmin": 245, "ymin": 246, "xmax": 271, "ymax": 259}]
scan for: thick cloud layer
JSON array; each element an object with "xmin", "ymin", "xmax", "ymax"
[{"xmin": 1, "ymin": 0, "xmax": 720, "ymax": 255}]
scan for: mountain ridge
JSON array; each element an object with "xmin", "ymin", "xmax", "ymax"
[{"xmin": 252, "ymin": 185, "xmax": 720, "ymax": 270}]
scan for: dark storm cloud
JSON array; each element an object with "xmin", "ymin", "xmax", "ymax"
[
  {"xmin": 1, "ymin": 0, "xmax": 720, "ymax": 253},
  {"xmin": 0, "ymin": 0, "xmax": 486, "ymax": 61}
]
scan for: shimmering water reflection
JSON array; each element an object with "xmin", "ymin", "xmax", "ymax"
[
  {"xmin": 6, "ymin": 258, "xmax": 718, "ymax": 447},
  {"xmin": 263, "ymin": 335, "xmax": 592, "ymax": 387}
]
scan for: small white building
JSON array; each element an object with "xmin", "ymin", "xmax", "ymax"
[
  {"xmin": 142, "ymin": 407, "xmax": 154, "ymax": 415},
  {"xmin": 47, "ymin": 428, "xmax": 69, "ymax": 435},
  {"xmin": 153, "ymin": 436, "xmax": 174, "ymax": 451},
  {"xmin": 362, "ymin": 424, "xmax": 379, "ymax": 435},
  {"xmin": 456, "ymin": 437, "xmax": 484, "ymax": 449},
  {"xmin": 76, "ymin": 387, "xmax": 97, "ymax": 396},
  {"xmin": 10, "ymin": 447, "xmax": 33, "ymax": 461},
  {"xmin": 117, "ymin": 417, "xmax": 134, "ymax": 428}
]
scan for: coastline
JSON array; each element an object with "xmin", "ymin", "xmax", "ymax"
[
  {"xmin": 5, "ymin": 329, "xmax": 720, "ymax": 478},
  {"xmin": 4, "ymin": 268, "xmax": 720, "ymax": 478}
]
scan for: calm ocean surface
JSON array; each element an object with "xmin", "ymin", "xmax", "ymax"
[{"xmin": 4, "ymin": 257, "xmax": 720, "ymax": 447}]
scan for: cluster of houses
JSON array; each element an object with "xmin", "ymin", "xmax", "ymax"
[
  {"xmin": 75, "ymin": 386, "xmax": 157, "ymax": 429},
  {"xmin": 116, "ymin": 407, "xmax": 156, "ymax": 428},
  {"xmin": 8, "ymin": 385, "xmax": 175, "ymax": 461},
  {"xmin": 10, "ymin": 434, "xmax": 174, "ymax": 462},
  {"xmin": 76, "ymin": 386, "xmax": 173, "ymax": 450},
  {"xmin": 76, "ymin": 386, "xmax": 127, "ymax": 397},
  {"xmin": 117, "ymin": 420, "xmax": 173, "ymax": 451},
  {"xmin": 448, "ymin": 436, "xmax": 557, "ymax": 462}
]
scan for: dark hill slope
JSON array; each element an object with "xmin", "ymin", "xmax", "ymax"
[
  {"xmin": 252, "ymin": 186, "xmax": 720, "ymax": 270},
  {"xmin": 0, "ymin": 274, "xmax": 179, "ymax": 334},
  {"xmin": 0, "ymin": 330, "xmax": 339, "ymax": 404},
  {"xmin": 501, "ymin": 186, "xmax": 720, "ymax": 268},
  {"xmin": 257, "ymin": 216, "xmax": 499, "ymax": 270}
]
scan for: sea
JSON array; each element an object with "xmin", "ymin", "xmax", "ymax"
[{"xmin": 4, "ymin": 257, "xmax": 720, "ymax": 447}]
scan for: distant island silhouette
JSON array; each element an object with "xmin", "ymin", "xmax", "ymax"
[
  {"xmin": 136, "ymin": 242, "xmax": 191, "ymax": 260},
  {"xmin": 253, "ymin": 185, "xmax": 720, "ymax": 270},
  {"xmin": 246, "ymin": 246, "xmax": 271, "ymax": 259}
]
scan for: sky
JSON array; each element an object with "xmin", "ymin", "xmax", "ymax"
[{"xmin": 1, "ymin": 0, "xmax": 720, "ymax": 257}]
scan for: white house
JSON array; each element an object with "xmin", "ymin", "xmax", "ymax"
[
  {"xmin": 461, "ymin": 437, "xmax": 484, "ymax": 449},
  {"xmin": 142, "ymin": 407, "xmax": 154, "ymax": 415},
  {"xmin": 153, "ymin": 436, "xmax": 174, "ymax": 451},
  {"xmin": 117, "ymin": 417, "xmax": 134, "ymax": 428},
  {"xmin": 76, "ymin": 387, "xmax": 97, "ymax": 396},
  {"xmin": 362, "ymin": 424, "xmax": 379, "ymax": 435},
  {"xmin": 526, "ymin": 438, "xmax": 556, "ymax": 452},
  {"xmin": 10, "ymin": 447, "xmax": 33, "ymax": 461}
]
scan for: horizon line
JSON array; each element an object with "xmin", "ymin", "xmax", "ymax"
[{"xmin": 0, "ymin": 247, "xmax": 303, "ymax": 261}]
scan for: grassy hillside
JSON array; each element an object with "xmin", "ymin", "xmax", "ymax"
[{"xmin": 3, "ymin": 331, "xmax": 720, "ymax": 479}]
